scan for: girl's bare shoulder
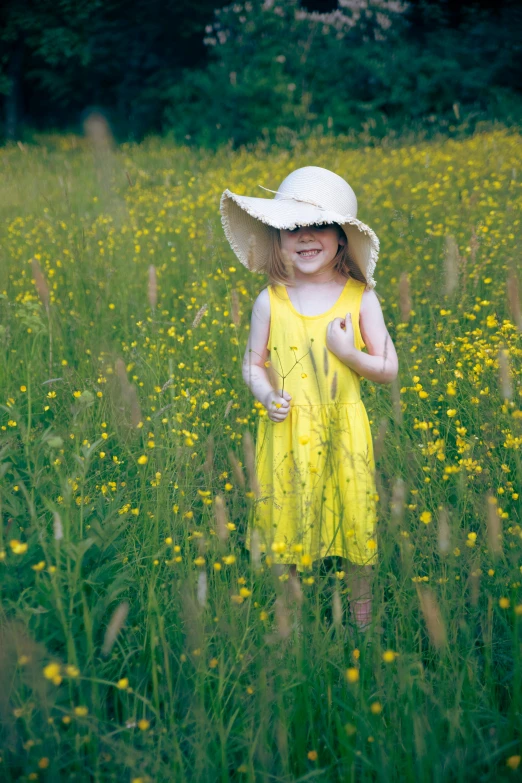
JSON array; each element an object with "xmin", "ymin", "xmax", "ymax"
[
  {"xmin": 252, "ymin": 287, "xmax": 271, "ymax": 322},
  {"xmin": 360, "ymin": 286, "xmax": 384, "ymax": 315}
]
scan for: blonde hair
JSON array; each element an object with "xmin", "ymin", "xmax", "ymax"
[{"xmin": 264, "ymin": 226, "xmax": 367, "ymax": 288}]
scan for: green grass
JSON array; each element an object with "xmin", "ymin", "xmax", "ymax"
[{"xmin": 0, "ymin": 127, "xmax": 521, "ymax": 782}]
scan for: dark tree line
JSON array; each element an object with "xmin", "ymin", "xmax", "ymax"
[
  {"xmin": 0, "ymin": 0, "xmax": 223, "ymax": 140},
  {"xmin": 0, "ymin": 0, "xmax": 520, "ymax": 144}
]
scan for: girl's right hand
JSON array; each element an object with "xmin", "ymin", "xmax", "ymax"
[{"xmin": 263, "ymin": 389, "xmax": 292, "ymax": 422}]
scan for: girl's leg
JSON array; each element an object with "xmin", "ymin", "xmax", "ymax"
[
  {"xmin": 272, "ymin": 563, "xmax": 301, "ymax": 635},
  {"xmin": 343, "ymin": 560, "xmax": 373, "ymax": 630}
]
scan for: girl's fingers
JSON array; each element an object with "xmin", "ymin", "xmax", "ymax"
[
  {"xmin": 269, "ymin": 409, "xmax": 290, "ymax": 421},
  {"xmin": 268, "ymin": 391, "xmax": 292, "ymax": 419}
]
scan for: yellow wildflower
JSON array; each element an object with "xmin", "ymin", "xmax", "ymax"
[
  {"xmin": 9, "ymin": 540, "xmax": 28, "ymax": 555},
  {"xmin": 43, "ymin": 663, "xmax": 61, "ymax": 683}
]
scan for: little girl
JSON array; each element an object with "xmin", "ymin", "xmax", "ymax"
[{"xmin": 220, "ymin": 166, "xmax": 398, "ymax": 633}]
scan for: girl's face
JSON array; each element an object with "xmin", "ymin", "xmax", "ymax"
[{"xmin": 279, "ymin": 224, "xmax": 346, "ymax": 277}]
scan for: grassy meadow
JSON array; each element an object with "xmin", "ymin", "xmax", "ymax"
[{"xmin": 0, "ymin": 126, "xmax": 521, "ymax": 782}]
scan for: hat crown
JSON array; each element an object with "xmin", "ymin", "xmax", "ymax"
[{"xmin": 275, "ymin": 166, "xmax": 358, "ymax": 218}]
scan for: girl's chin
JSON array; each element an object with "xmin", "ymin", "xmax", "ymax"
[{"xmin": 294, "ymin": 260, "xmax": 333, "ymax": 273}]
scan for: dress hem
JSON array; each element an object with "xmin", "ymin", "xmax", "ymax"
[{"xmin": 244, "ymin": 543, "xmax": 378, "ymax": 570}]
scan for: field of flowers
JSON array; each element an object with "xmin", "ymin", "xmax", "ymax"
[{"xmin": 0, "ymin": 125, "xmax": 521, "ymax": 782}]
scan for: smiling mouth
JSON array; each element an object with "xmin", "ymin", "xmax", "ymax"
[{"xmin": 297, "ymin": 249, "xmax": 321, "ymax": 258}]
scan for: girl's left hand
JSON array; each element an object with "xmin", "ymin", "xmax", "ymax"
[{"xmin": 326, "ymin": 312, "xmax": 356, "ymax": 362}]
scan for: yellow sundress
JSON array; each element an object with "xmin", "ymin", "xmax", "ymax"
[{"xmin": 245, "ymin": 275, "xmax": 378, "ymax": 572}]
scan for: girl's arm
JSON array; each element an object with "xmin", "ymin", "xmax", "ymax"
[
  {"xmin": 327, "ymin": 289, "xmax": 399, "ymax": 384},
  {"xmin": 350, "ymin": 289, "xmax": 399, "ymax": 383},
  {"xmin": 242, "ymin": 289, "xmax": 292, "ymax": 421}
]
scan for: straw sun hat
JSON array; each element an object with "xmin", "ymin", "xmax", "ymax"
[{"xmin": 220, "ymin": 166, "xmax": 379, "ymax": 289}]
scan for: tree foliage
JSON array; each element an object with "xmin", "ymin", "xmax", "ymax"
[
  {"xmin": 0, "ymin": 0, "xmax": 220, "ymax": 139},
  {"xmin": 165, "ymin": 0, "xmax": 522, "ymax": 146},
  {"xmin": 0, "ymin": 0, "xmax": 521, "ymax": 145}
]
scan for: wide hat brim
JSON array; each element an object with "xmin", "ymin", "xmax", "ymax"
[{"xmin": 220, "ymin": 189, "xmax": 379, "ymax": 289}]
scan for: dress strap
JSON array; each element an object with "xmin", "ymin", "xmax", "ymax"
[{"xmin": 341, "ymin": 277, "xmax": 366, "ymax": 351}]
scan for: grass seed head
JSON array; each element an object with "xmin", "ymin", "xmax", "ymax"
[
  {"xmin": 214, "ymin": 495, "xmax": 229, "ymax": 542},
  {"xmin": 398, "ymin": 272, "xmax": 411, "ymax": 323},
  {"xmin": 250, "ymin": 528, "xmax": 262, "ymax": 571},
  {"xmin": 416, "ymin": 586, "xmax": 447, "ymax": 650},
  {"xmin": 180, "ymin": 587, "xmax": 204, "ymax": 654},
  {"xmin": 83, "ymin": 111, "xmax": 114, "ymax": 152},
  {"xmin": 486, "ymin": 493, "xmax": 503, "ymax": 557},
  {"xmin": 390, "ymin": 478, "xmax": 406, "ymax": 526},
  {"xmin": 114, "ymin": 358, "xmax": 141, "ymax": 427},
  {"xmin": 330, "ymin": 370, "xmax": 337, "ymax": 400},
  {"xmin": 0, "ymin": 620, "xmax": 49, "ymax": 741},
  {"xmin": 148, "ymin": 265, "xmax": 158, "ymax": 311},
  {"xmin": 275, "ymin": 596, "xmax": 291, "ymax": 640},
  {"xmin": 497, "ymin": 347, "xmax": 513, "ymax": 401},
  {"xmin": 231, "ymin": 289, "xmax": 240, "ymax": 327},
  {"xmin": 332, "ymin": 585, "xmax": 343, "ymax": 629},
  {"xmin": 507, "ymin": 269, "xmax": 522, "ymax": 330},
  {"xmin": 287, "ymin": 573, "xmax": 303, "ymax": 605},
  {"xmin": 443, "ymin": 234, "xmax": 460, "ymax": 297},
  {"xmin": 128, "ymin": 384, "xmax": 142, "ymax": 428},
  {"xmin": 469, "ymin": 226, "xmax": 479, "ymax": 264},
  {"xmin": 101, "ymin": 601, "xmax": 129, "ymax": 657},
  {"xmin": 31, "ymin": 258, "xmax": 50, "ymax": 311},
  {"xmin": 160, "ymin": 378, "xmax": 173, "ymax": 393},
  {"xmin": 437, "ymin": 506, "xmax": 451, "ymax": 555},
  {"xmin": 373, "ymin": 416, "xmax": 388, "ymax": 461},
  {"xmin": 309, "ymin": 344, "xmax": 318, "ymax": 376},
  {"xmin": 197, "ymin": 571, "xmax": 208, "ymax": 607},
  {"xmin": 243, "ymin": 429, "xmax": 260, "ymax": 498},
  {"xmin": 53, "ymin": 511, "xmax": 63, "ymax": 541},
  {"xmin": 390, "ymin": 374, "xmax": 403, "ymax": 425},
  {"xmin": 374, "ymin": 469, "xmax": 388, "ymax": 512},
  {"xmin": 192, "ymin": 303, "xmax": 208, "ymax": 329},
  {"xmin": 115, "ymin": 358, "xmax": 131, "ymax": 398},
  {"xmin": 227, "ymin": 449, "xmax": 246, "ymax": 488}
]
